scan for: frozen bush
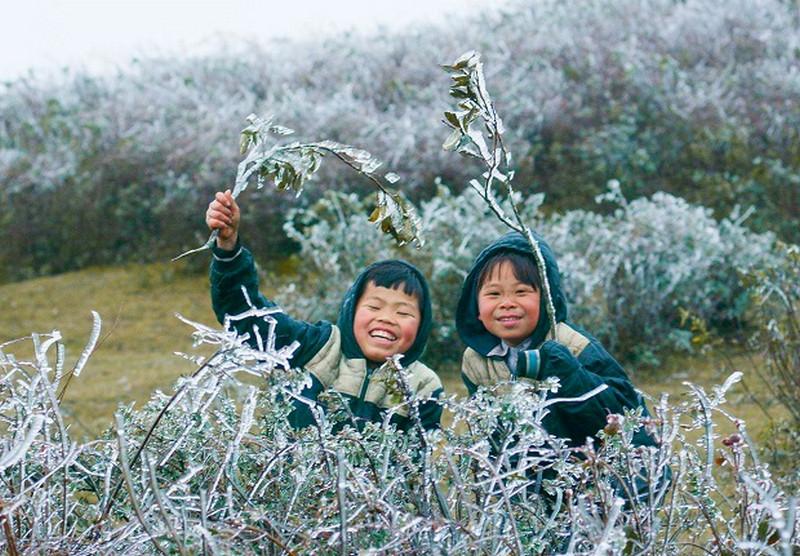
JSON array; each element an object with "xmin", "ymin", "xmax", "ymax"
[
  {"xmin": 549, "ymin": 186, "xmax": 777, "ymax": 361},
  {"xmin": 1, "ymin": 315, "xmax": 798, "ymax": 553},
  {"xmin": 2, "ymin": 0, "xmax": 799, "ymax": 280},
  {"xmin": 278, "ymin": 185, "xmax": 775, "ymax": 367},
  {"xmin": 736, "ymin": 243, "xmax": 800, "ymax": 488}
]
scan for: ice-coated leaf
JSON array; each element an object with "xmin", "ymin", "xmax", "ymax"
[
  {"xmin": 315, "ymin": 140, "xmax": 383, "ymax": 174},
  {"xmin": 72, "ymin": 311, "xmax": 101, "ymax": 378},
  {"xmin": 445, "ymin": 50, "xmax": 479, "ymax": 71},
  {"xmin": 0, "ymin": 414, "xmax": 45, "ymax": 471},
  {"xmin": 442, "ymin": 129, "xmax": 461, "ymax": 151},
  {"xmin": 368, "ymin": 190, "xmax": 424, "ymax": 248},
  {"xmin": 269, "ymin": 125, "xmax": 295, "ymax": 136},
  {"xmin": 443, "ymin": 111, "xmax": 460, "ymax": 129},
  {"xmin": 451, "ymin": 74, "xmax": 471, "ymax": 87},
  {"xmin": 384, "ymin": 172, "xmax": 400, "ymax": 184}
]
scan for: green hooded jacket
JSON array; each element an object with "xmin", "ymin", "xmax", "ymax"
[
  {"xmin": 456, "ymin": 232, "xmax": 654, "ymax": 447},
  {"xmin": 210, "ymin": 239, "xmax": 443, "ymax": 432}
]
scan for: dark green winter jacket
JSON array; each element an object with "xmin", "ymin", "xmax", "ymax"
[
  {"xmin": 210, "ymin": 239, "xmax": 443, "ymax": 432},
  {"xmin": 456, "ymin": 232, "xmax": 655, "ymax": 447}
]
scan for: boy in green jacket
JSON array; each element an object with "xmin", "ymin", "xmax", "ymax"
[
  {"xmin": 206, "ymin": 190, "xmax": 443, "ymax": 431},
  {"xmin": 456, "ymin": 231, "xmax": 654, "ymax": 448}
]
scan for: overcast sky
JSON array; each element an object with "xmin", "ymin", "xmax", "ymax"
[{"xmin": 2, "ymin": 0, "xmax": 507, "ymax": 81}]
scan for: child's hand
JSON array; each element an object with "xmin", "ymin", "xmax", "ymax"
[{"xmin": 205, "ymin": 189, "xmax": 240, "ymax": 250}]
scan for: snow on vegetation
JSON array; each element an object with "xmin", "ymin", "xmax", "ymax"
[
  {"xmin": 1, "ymin": 308, "xmax": 798, "ymax": 553},
  {"xmin": 1, "ymin": 0, "xmax": 799, "ymax": 279}
]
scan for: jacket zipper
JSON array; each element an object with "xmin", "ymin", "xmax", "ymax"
[{"xmin": 358, "ymin": 365, "xmax": 374, "ymax": 403}]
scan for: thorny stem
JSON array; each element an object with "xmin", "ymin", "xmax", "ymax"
[
  {"xmin": 145, "ymin": 453, "xmax": 188, "ymax": 556},
  {"xmin": 115, "ymin": 415, "xmax": 170, "ymax": 556},
  {"xmin": 0, "ymin": 500, "xmax": 19, "ymax": 556}
]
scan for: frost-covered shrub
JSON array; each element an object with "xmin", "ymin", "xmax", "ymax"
[
  {"xmin": 2, "ymin": 0, "xmax": 799, "ymax": 280},
  {"xmin": 1, "ymin": 317, "xmax": 798, "ymax": 553},
  {"xmin": 549, "ymin": 185, "xmax": 777, "ymax": 361},
  {"xmin": 279, "ymin": 185, "xmax": 775, "ymax": 367},
  {"xmin": 741, "ymin": 243, "xmax": 800, "ymax": 480}
]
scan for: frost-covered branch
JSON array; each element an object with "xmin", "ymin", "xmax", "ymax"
[{"xmin": 174, "ymin": 114, "xmax": 423, "ymax": 261}]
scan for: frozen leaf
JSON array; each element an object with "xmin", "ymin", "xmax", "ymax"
[
  {"xmin": 443, "ymin": 50, "xmax": 479, "ymax": 72},
  {"xmin": 443, "ymin": 111, "xmax": 461, "ymax": 129},
  {"xmin": 369, "ymin": 190, "xmax": 424, "ymax": 247},
  {"xmin": 442, "ymin": 129, "xmax": 461, "ymax": 151},
  {"xmin": 269, "ymin": 125, "xmax": 295, "ymax": 136}
]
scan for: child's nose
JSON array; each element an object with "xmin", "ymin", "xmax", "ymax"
[
  {"xmin": 499, "ymin": 295, "xmax": 516, "ymax": 307},
  {"xmin": 377, "ymin": 311, "xmax": 395, "ymax": 323}
]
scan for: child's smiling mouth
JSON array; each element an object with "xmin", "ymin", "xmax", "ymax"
[
  {"xmin": 497, "ymin": 315, "xmax": 522, "ymax": 324},
  {"xmin": 369, "ymin": 328, "xmax": 398, "ymax": 342}
]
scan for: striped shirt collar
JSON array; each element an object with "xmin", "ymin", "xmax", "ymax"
[{"xmin": 486, "ymin": 337, "xmax": 533, "ymax": 373}]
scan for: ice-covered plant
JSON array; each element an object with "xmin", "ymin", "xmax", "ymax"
[
  {"xmin": 744, "ymin": 243, "xmax": 800, "ymax": 425},
  {"xmin": 174, "ymin": 113, "xmax": 422, "ymax": 261},
  {"xmin": 278, "ymin": 183, "xmax": 775, "ymax": 366},
  {"xmin": 441, "ymin": 50, "xmax": 559, "ymax": 337},
  {"xmin": 3, "ymin": 0, "xmax": 798, "ymax": 281},
  {"xmin": 2, "ymin": 319, "xmax": 798, "ymax": 554}
]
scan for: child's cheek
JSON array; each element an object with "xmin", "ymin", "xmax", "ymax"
[{"xmin": 401, "ymin": 321, "xmax": 420, "ymax": 351}]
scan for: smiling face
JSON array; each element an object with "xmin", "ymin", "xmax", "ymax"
[
  {"xmin": 477, "ymin": 261, "xmax": 541, "ymax": 346},
  {"xmin": 353, "ymin": 281, "xmax": 421, "ymax": 363}
]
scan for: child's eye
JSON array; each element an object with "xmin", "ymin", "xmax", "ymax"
[{"xmin": 398, "ymin": 311, "xmax": 412, "ymax": 317}]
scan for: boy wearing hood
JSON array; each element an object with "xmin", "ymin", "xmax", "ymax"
[
  {"xmin": 456, "ymin": 231, "xmax": 654, "ymax": 447},
  {"xmin": 206, "ymin": 190, "xmax": 443, "ymax": 431}
]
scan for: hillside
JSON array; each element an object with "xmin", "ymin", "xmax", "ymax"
[
  {"xmin": 0, "ymin": 262, "xmax": 215, "ymax": 433},
  {"xmin": 0, "ymin": 262, "xmax": 783, "ymax": 439},
  {"xmin": 2, "ymin": 0, "xmax": 798, "ymax": 282}
]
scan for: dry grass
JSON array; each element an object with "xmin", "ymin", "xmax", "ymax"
[
  {"xmin": 0, "ymin": 262, "xmax": 216, "ymax": 435},
  {"xmin": 0, "ymin": 263, "xmax": 787, "ymax": 443}
]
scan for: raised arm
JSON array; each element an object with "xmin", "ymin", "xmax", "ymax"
[{"xmin": 205, "ymin": 190, "xmax": 331, "ymax": 369}]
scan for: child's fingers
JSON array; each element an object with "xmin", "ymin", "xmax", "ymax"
[
  {"xmin": 208, "ymin": 199, "xmax": 233, "ymax": 219},
  {"xmin": 207, "ymin": 207, "xmax": 233, "ymax": 226},
  {"xmin": 223, "ymin": 190, "xmax": 240, "ymax": 216},
  {"xmin": 215, "ymin": 191, "xmax": 232, "ymax": 208},
  {"xmin": 207, "ymin": 217, "xmax": 225, "ymax": 231},
  {"xmin": 206, "ymin": 191, "xmax": 238, "ymax": 233}
]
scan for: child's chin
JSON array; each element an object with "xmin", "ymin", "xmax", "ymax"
[
  {"xmin": 498, "ymin": 333, "xmax": 525, "ymax": 345},
  {"xmin": 366, "ymin": 350, "xmax": 401, "ymax": 364}
]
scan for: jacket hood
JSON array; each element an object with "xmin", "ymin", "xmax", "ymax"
[
  {"xmin": 456, "ymin": 231, "xmax": 568, "ymax": 356},
  {"xmin": 337, "ymin": 259, "xmax": 433, "ymax": 365}
]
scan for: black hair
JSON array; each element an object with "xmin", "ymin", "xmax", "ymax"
[
  {"xmin": 477, "ymin": 251, "xmax": 541, "ymax": 291},
  {"xmin": 360, "ymin": 260, "xmax": 424, "ymax": 309}
]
